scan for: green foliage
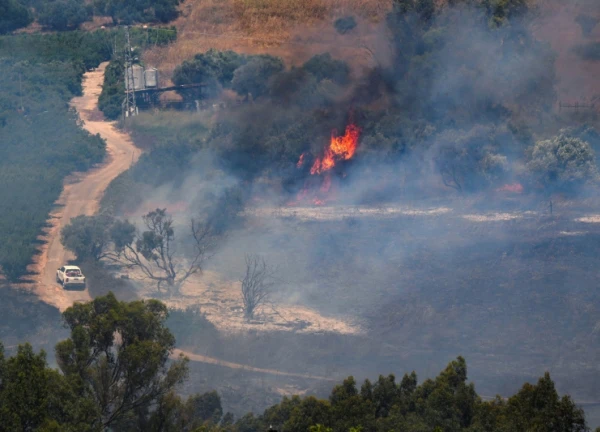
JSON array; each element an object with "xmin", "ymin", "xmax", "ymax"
[
  {"xmin": 37, "ymin": 0, "xmax": 92, "ymax": 31},
  {"xmin": 98, "ymin": 27, "xmax": 176, "ymax": 119},
  {"xmin": 60, "ymin": 214, "xmax": 115, "ymax": 261},
  {"xmin": 0, "ymin": 52, "xmax": 106, "ymax": 280},
  {"xmin": 333, "ymin": 16, "xmax": 357, "ymax": 34},
  {"xmin": 0, "ymin": 343, "xmax": 98, "ymax": 431},
  {"xmin": 0, "ymin": 28, "xmax": 177, "ymax": 280},
  {"xmin": 0, "ymin": 296, "xmax": 230, "ymax": 431},
  {"xmin": 433, "ymin": 126, "xmax": 511, "ymax": 193},
  {"xmin": 0, "ymin": 0, "xmax": 32, "ymax": 34},
  {"xmin": 231, "ymin": 55, "xmax": 285, "ymax": 99},
  {"xmin": 98, "ymin": 59, "xmax": 125, "ymax": 120},
  {"xmin": 302, "ymin": 53, "xmax": 350, "ymax": 85},
  {"xmin": 172, "ymin": 49, "xmax": 248, "ymax": 100},
  {"xmin": 237, "ymin": 357, "xmax": 589, "ymax": 432},
  {"xmin": 527, "ymin": 131, "xmax": 597, "ymax": 192},
  {"xmin": 574, "ymin": 42, "xmax": 600, "ymax": 61},
  {"xmin": 576, "ymin": 14, "xmax": 599, "ymax": 37},
  {"xmin": 93, "ymin": 0, "xmax": 181, "ymax": 24},
  {"xmin": 55, "ymin": 293, "xmax": 189, "ymax": 429}
]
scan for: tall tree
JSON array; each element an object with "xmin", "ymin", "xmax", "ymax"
[
  {"xmin": 110, "ymin": 209, "xmax": 215, "ymax": 295},
  {"xmin": 55, "ymin": 293, "xmax": 189, "ymax": 430}
]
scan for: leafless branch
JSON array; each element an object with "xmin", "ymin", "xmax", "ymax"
[{"xmin": 240, "ymin": 254, "xmax": 277, "ymax": 321}]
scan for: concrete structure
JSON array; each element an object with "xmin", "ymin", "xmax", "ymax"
[
  {"xmin": 144, "ymin": 67, "xmax": 159, "ymax": 88},
  {"xmin": 131, "ymin": 64, "xmax": 145, "ymax": 91}
]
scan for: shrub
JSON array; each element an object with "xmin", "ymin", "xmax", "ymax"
[
  {"xmin": 334, "ymin": 16, "xmax": 357, "ymax": 34},
  {"xmin": 302, "ymin": 53, "xmax": 350, "ymax": 85},
  {"xmin": 37, "ymin": 0, "xmax": 92, "ymax": 31},
  {"xmin": 575, "ymin": 14, "xmax": 598, "ymax": 37},
  {"xmin": 574, "ymin": 42, "xmax": 600, "ymax": 61},
  {"xmin": 172, "ymin": 49, "xmax": 248, "ymax": 100},
  {"xmin": 527, "ymin": 132, "xmax": 597, "ymax": 192},
  {"xmin": 231, "ymin": 55, "xmax": 284, "ymax": 99},
  {"xmin": 0, "ymin": 0, "xmax": 32, "ymax": 34}
]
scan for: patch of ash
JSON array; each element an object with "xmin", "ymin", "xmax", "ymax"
[
  {"xmin": 246, "ymin": 205, "xmax": 453, "ymax": 221},
  {"xmin": 462, "ymin": 211, "xmax": 538, "ymax": 222},
  {"xmin": 576, "ymin": 216, "xmax": 600, "ymax": 223}
]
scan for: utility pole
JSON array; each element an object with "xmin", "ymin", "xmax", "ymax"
[
  {"xmin": 124, "ymin": 25, "xmax": 137, "ymax": 118},
  {"xmin": 18, "ymin": 73, "xmax": 24, "ymax": 112}
]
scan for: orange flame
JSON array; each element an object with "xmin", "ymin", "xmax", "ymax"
[
  {"xmin": 297, "ymin": 153, "xmax": 306, "ymax": 168},
  {"xmin": 291, "ymin": 122, "xmax": 359, "ymax": 207},
  {"xmin": 307, "ymin": 124, "xmax": 360, "ymax": 175}
]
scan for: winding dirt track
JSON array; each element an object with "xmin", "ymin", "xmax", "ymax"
[
  {"xmin": 172, "ymin": 349, "xmax": 335, "ymax": 381},
  {"xmin": 32, "ymin": 64, "xmax": 336, "ymax": 382},
  {"xmin": 34, "ymin": 62, "xmax": 139, "ymax": 311}
]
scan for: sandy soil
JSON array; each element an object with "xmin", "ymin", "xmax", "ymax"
[
  {"xmin": 134, "ymin": 270, "xmax": 362, "ymax": 336},
  {"xmin": 30, "ymin": 63, "xmax": 140, "ymax": 311}
]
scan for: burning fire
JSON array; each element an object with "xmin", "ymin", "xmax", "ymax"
[
  {"xmin": 308, "ymin": 124, "xmax": 360, "ymax": 175},
  {"xmin": 293, "ymin": 123, "xmax": 360, "ymax": 205}
]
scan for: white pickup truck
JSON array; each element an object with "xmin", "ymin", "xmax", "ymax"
[{"xmin": 56, "ymin": 265, "xmax": 86, "ymax": 289}]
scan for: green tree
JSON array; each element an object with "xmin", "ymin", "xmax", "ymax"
[
  {"xmin": 0, "ymin": 0, "xmax": 32, "ymax": 34},
  {"xmin": 499, "ymin": 372, "xmax": 587, "ymax": 432},
  {"xmin": 0, "ymin": 343, "xmax": 98, "ymax": 431},
  {"xmin": 60, "ymin": 214, "xmax": 115, "ymax": 261},
  {"xmin": 232, "ymin": 55, "xmax": 285, "ymax": 99},
  {"xmin": 527, "ymin": 132, "xmax": 597, "ymax": 192},
  {"xmin": 54, "ymin": 293, "xmax": 189, "ymax": 430},
  {"xmin": 37, "ymin": 0, "xmax": 92, "ymax": 31},
  {"xmin": 302, "ymin": 53, "xmax": 350, "ymax": 85},
  {"xmin": 172, "ymin": 49, "xmax": 248, "ymax": 101},
  {"xmin": 94, "ymin": 0, "xmax": 180, "ymax": 24}
]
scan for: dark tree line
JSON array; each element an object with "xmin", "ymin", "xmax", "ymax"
[
  {"xmin": 0, "ymin": 295, "xmax": 594, "ymax": 431},
  {"xmin": 1, "ymin": 0, "xmax": 181, "ymax": 33}
]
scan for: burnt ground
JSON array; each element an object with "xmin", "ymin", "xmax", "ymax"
[{"xmin": 175, "ymin": 198, "xmax": 600, "ymax": 425}]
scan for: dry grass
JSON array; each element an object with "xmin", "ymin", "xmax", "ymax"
[{"xmin": 143, "ymin": 0, "xmax": 391, "ymax": 82}]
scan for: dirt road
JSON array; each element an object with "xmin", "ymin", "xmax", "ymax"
[
  {"xmin": 34, "ymin": 63, "xmax": 140, "ymax": 311},
  {"xmin": 172, "ymin": 349, "xmax": 336, "ymax": 381}
]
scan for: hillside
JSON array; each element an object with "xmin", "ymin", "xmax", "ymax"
[
  {"xmin": 143, "ymin": 0, "xmax": 600, "ymax": 106},
  {"xmin": 143, "ymin": 0, "xmax": 391, "ymax": 83}
]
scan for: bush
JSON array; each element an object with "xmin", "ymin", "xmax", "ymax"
[
  {"xmin": 231, "ymin": 55, "xmax": 284, "ymax": 99},
  {"xmin": 334, "ymin": 16, "xmax": 357, "ymax": 34},
  {"xmin": 434, "ymin": 127, "xmax": 510, "ymax": 193},
  {"xmin": 172, "ymin": 49, "xmax": 248, "ymax": 101},
  {"xmin": 527, "ymin": 132, "xmax": 597, "ymax": 192},
  {"xmin": 576, "ymin": 14, "xmax": 598, "ymax": 37},
  {"xmin": 94, "ymin": 0, "xmax": 180, "ymax": 24},
  {"xmin": 574, "ymin": 42, "xmax": 600, "ymax": 61},
  {"xmin": 37, "ymin": 0, "xmax": 92, "ymax": 31},
  {"xmin": 302, "ymin": 53, "xmax": 350, "ymax": 85},
  {"xmin": 0, "ymin": 0, "xmax": 32, "ymax": 34}
]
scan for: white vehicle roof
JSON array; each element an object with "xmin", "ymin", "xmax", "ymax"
[{"xmin": 63, "ymin": 265, "xmax": 82, "ymax": 270}]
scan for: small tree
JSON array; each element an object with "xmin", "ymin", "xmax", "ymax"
[
  {"xmin": 110, "ymin": 209, "xmax": 215, "ymax": 295},
  {"xmin": 527, "ymin": 133, "xmax": 597, "ymax": 192},
  {"xmin": 60, "ymin": 214, "xmax": 114, "ymax": 262},
  {"xmin": 232, "ymin": 55, "xmax": 285, "ymax": 99},
  {"xmin": 240, "ymin": 254, "xmax": 277, "ymax": 321}
]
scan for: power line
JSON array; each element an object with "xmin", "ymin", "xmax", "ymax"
[{"xmin": 123, "ymin": 25, "xmax": 137, "ymax": 118}]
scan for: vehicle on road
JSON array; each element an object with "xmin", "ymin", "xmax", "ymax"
[{"xmin": 56, "ymin": 265, "xmax": 86, "ymax": 289}]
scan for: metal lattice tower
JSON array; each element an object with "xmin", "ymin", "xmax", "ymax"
[{"xmin": 124, "ymin": 26, "xmax": 137, "ymax": 118}]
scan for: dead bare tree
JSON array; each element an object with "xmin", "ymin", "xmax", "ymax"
[
  {"xmin": 109, "ymin": 209, "xmax": 215, "ymax": 295},
  {"xmin": 240, "ymin": 254, "xmax": 277, "ymax": 321}
]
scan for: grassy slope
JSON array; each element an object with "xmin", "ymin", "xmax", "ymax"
[{"xmin": 143, "ymin": 0, "xmax": 390, "ymax": 84}]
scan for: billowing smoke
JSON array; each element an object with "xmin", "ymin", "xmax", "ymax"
[{"xmin": 112, "ymin": 0, "xmax": 600, "ymax": 419}]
